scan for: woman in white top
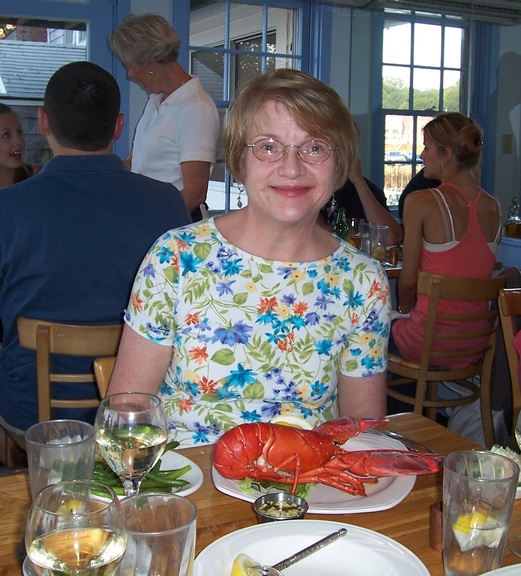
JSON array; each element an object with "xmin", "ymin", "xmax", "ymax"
[{"xmin": 109, "ymin": 13, "xmax": 220, "ymax": 221}]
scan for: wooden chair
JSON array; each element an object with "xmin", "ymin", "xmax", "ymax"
[
  {"xmin": 93, "ymin": 356, "xmax": 116, "ymax": 399},
  {"xmin": 387, "ymin": 272, "xmax": 506, "ymax": 448},
  {"xmin": 498, "ymin": 288, "xmax": 521, "ymax": 445},
  {"xmin": 17, "ymin": 318, "xmax": 123, "ymax": 422}
]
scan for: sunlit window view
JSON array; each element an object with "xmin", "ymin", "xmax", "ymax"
[
  {"xmin": 189, "ymin": 0, "xmax": 301, "ymax": 214},
  {"xmin": 382, "ymin": 16, "xmax": 466, "ymax": 208}
]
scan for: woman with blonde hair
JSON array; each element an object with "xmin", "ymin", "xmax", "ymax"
[
  {"xmin": 109, "ymin": 13, "xmax": 219, "ymax": 221},
  {"xmin": 106, "ymin": 69, "xmax": 391, "ymax": 447},
  {"xmin": 391, "ymin": 112, "xmax": 502, "ymax": 366}
]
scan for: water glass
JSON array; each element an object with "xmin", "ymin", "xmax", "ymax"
[
  {"xmin": 25, "ymin": 419, "xmax": 96, "ymax": 498},
  {"xmin": 369, "ymin": 224, "xmax": 389, "ymax": 261},
  {"xmin": 359, "ymin": 221, "xmax": 371, "ymax": 254},
  {"xmin": 118, "ymin": 493, "xmax": 197, "ymax": 576},
  {"xmin": 443, "ymin": 450, "xmax": 519, "ymax": 576}
]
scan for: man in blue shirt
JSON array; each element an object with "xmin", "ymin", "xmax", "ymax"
[{"xmin": 0, "ymin": 61, "xmax": 192, "ymax": 461}]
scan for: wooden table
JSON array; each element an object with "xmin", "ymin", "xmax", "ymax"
[{"xmin": 2, "ymin": 413, "xmax": 521, "ymax": 576}]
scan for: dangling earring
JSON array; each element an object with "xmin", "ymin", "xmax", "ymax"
[
  {"xmin": 149, "ymin": 70, "xmax": 154, "ymax": 76},
  {"xmin": 237, "ymin": 185, "xmax": 244, "ymax": 208}
]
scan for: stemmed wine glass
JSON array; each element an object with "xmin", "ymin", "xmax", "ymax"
[
  {"xmin": 508, "ymin": 410, "xmax": 521, "ymax": 557},
  {"xmin": 94, "ymin": 392, "xmax": 168, "ymax": 497},
  {"xmin": 25, "ymin": 480, "xmax": 127, "ymax": 576}
]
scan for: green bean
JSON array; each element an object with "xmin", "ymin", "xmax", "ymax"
[
  {"xmin": 164, "ymin": 440, "xmax": 180, "ymax": 453},
  {"xmin": 93, "ymin": 457, "xmax": 191, "ymax": 493}
]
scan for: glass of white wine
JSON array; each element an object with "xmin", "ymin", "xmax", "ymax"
[
  {"xmin": 25, "ymin": 480, "xmax": 127, "ymax": 576},
  {"xmin": 94, "ymin": 392, "xmax": 169, "ymax": 497},
  {"xmin": 508, "ymin": 410, "xmax": 521, "ymax": 557}
]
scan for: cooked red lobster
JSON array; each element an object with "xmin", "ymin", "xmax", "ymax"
[{"xmin": 213, "ymin": 417, "xmax": 443, "ymax": 496}]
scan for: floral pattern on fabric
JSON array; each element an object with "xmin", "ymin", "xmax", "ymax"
[{"xmin": 125, "ymin": 218, "xmax": 391, "ymax": 446}]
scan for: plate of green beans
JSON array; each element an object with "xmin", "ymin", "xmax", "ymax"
[{"xmin": 93, "ymin": 440, "xmax": 203, "ymax": 497}]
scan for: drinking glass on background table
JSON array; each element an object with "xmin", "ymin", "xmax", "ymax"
[
  {"xmin": 347, "ymin": 218, "xmax": 364, "ymax": 249},
  {"xmin": 25, "ymin": 419, "xmax": 96, "ymax": 498},
  {"xmin": 369, "ymin": 224, "xmax": 389, "ymax": 262},
  {"xmin": 443, "ymin": 450, "xmax": 519, "ymax": 576},
  {"xmin": 118, "ymin": 493, "xmax": 197, "ymax": 576},
  {"xmin": 25, "ymin": 480, "xmax": 127, "ymax": 575},
  {"xmin": 359, "ymin": 221, "xmax": 371, "ymax": 254},
  {"xmin": 94, "ymin": 392, "xmax": 168, "ymax": 497}
]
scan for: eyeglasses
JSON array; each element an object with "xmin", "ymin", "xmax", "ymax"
[{"xmin": 245, "ymin": 138, "xmax": 337, "ymax": 165}]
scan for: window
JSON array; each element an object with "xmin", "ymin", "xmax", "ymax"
[
  {"xmin": 189, "ymin": 0, "xmax": 303, "ymax": 214},
  {"xmin": 0, "ymin": 17, "xmax": 87, "ymax": 166},
  {"xmin": 381, "ymin": 11, "xmax": 468, "ymax": 207}
]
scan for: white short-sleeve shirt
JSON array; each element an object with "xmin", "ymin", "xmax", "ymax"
[{"xmin": 131, "ymin": 77, "xmax": 220, "ymax": 190}]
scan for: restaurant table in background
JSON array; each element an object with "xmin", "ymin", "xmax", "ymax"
[{"xmin": 2, "ymin": 413, "xmax": 521, "ymax": 576}]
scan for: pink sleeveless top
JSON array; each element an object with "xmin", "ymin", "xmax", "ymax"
[{"xmin": 392, "ymin": 185, "xmax": 501, "ymax": 368}]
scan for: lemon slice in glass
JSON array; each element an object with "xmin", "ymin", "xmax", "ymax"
[
  {"xmin": 231, "ymin": 553, "xmax": 260, "ymax": 576},
  {"xmin": 270, "ymin": 415, "xmax": 313, "ymax": 430},
  {"xmin": 452, "ymin": 511, "xmax": 504, "ymax": 552},
  {"xmin": 371, "ymin": 245, "xmax": 386, "ymax": 261}
]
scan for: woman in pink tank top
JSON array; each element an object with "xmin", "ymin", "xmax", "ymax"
[{"xmin": 391, "ymin": 112, "xmax": 502, "ymax": 368}]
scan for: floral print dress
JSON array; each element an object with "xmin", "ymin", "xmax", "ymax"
[{"xmin": 125, "ymin": 218, "xmax": 391, "ymax": 446}]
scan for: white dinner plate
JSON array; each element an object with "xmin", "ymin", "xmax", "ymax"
[
  {"xmin": 158, "ymin": 449, "xmax": 203, "ymax": 497},
  {"xmin": 192, "ymin": 519, "xmax": 430, "ymax": 576},
  {"xmin": 481, "ymin": 567, "xmax": 521, "ymax": 575},
  {"xmin": 211, "ymin": 431, "xmax": 416, "ymax": 513}
]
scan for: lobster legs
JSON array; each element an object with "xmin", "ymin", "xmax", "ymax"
[{"xmin": 239, "ymin": 449, "xmax": 442, "ymax": 496}]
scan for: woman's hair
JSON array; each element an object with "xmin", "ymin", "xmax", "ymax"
[
  {"xmin": 225, "ymin": 69, "xmax": 358, "ymax": 190},
  {"xmin": 109, "ymin": 13, "xmax": 181, "ymax": 67},
  {"xmin": 423, "ymin": 112, "xmax": 484, "ymax": 170},
  {"xmin": 0, "ymin": 103, "xmax": 14, "ymax": 116}
]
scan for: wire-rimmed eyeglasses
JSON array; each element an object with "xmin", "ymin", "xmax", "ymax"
[{"xmin": 245, "ymin": 138, "xmax": 337, "ymax": 165}]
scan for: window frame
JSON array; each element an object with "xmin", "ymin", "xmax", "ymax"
[{"xmin": 373, "ymin": 9, "xmax": 471, "ymax": 209}]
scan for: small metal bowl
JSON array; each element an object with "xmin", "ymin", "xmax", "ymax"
[{"xmin": 253, "ymin": 492, "xmax": 308, "ymax": 523}]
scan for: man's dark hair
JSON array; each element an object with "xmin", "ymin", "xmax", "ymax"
[{"xmin": 44, "ymin": 61, "xmax": 120, "ymax": 151}]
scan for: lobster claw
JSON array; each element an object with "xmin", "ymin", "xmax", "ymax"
[
  {"xmin": 338, "ymin": 449, "xmax": 444, "ymax": 477},
  {"xmin": 314, "ymin": 417, "xmax": 390, "ymax": 444}
]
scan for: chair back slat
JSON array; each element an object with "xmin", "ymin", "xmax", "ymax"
[{"xmin": 17, "ymin": 317, "xmax": 123, "ymax": 422}]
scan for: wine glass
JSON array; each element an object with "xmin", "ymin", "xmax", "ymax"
[
  {"xmin": 508, "ymin": 410, "xmax": 521, "ymax": 557},
  {"xmin": 94, "ymin": 392, "xmax": 168, "ymax": 497},
  {"xmin": 25, "ymin": 480, "xmax": 127, "ymax": 576}
]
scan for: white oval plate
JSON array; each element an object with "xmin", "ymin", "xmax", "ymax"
[
  {"xmin": 212, "ymin": 432, "xmax": 416, "ymax": 513},
  {"xmin": 158, "ymin": 449, "xmax": 203, "ymax": 497},
  {"xmin": 193, "ymin": 519, "xmax": 429, "ymax": 576},
  {"xmin": 481, "ymin": 567, "xmax": 521, "ymax": 575}
]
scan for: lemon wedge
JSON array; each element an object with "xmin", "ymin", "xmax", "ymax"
[
  {"xmin": 452, "ymin": 510, "xmax": 504, "ymax": 552},
  {"xmin": 270, "ymin": 415, "xmax": 313, "ymax": 430},
  {"xmin": 231, "ymin": 553, "xmax": 259, "ymax": 576},
  {"xmin": 371, "ymin": 245, "xmax": 386, "ymax": 261}
]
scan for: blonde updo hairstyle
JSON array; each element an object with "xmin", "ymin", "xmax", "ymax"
[
  {"xmin": 423, "ymin": 112, "xmax": 484, "ymax": 176},
  {"xmin": 225, "ymin": 69, "xmax": 358, "ymax": 190},
  {"xmin": 109, "ymin": 13, "xmax": 181, "ymax": 67}
]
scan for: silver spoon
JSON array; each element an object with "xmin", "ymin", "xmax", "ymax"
[{"xmin": 251, "ymin": 528, "xmax": 347, "ymax": 575}]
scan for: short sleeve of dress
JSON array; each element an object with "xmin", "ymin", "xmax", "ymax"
[
  {"xmin": 124, "ymin": 229, "xmax": 182, "ymax": 346},
  {"xmin": 338, "ymin": 260, "xmax": 391, "ymax": 377}
]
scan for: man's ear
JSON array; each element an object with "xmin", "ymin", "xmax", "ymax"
[
  {"xmin": 38, "ymin": 107, "xmax": 50, "ymax": 136},
  {"xmin": 113, "ymin": 113, "xmax": 124, "ymax": 141}
]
